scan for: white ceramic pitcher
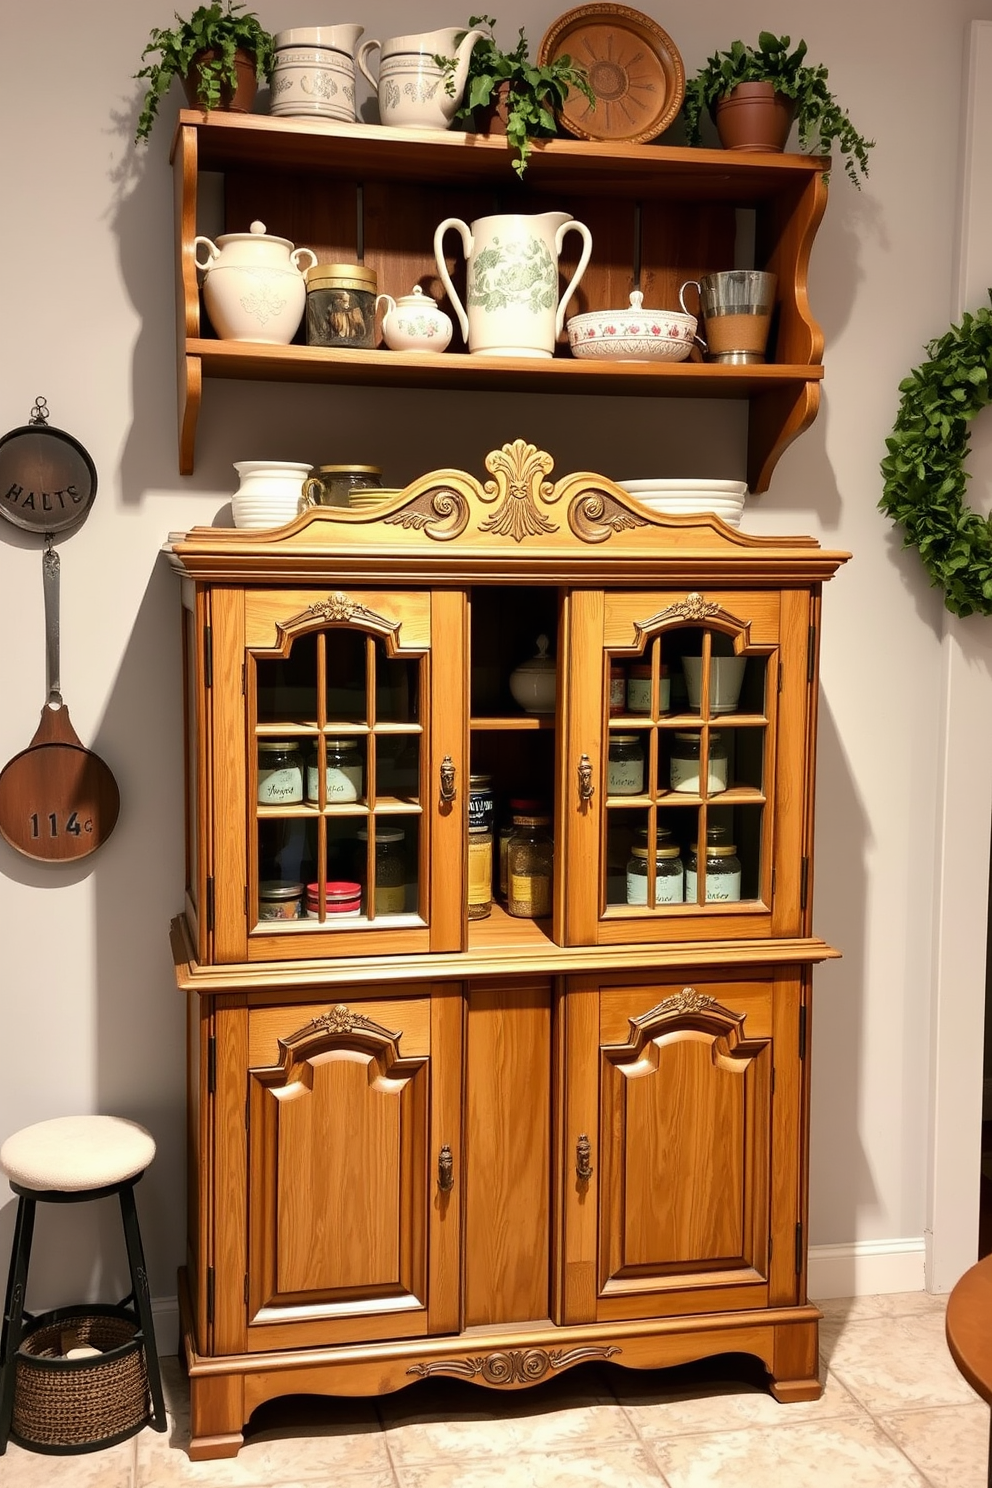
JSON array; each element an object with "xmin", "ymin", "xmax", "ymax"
[
  {"xmin": 434, "ymin": 211, "xmax": 593, "ymax": 357},
  {"xmin": 357, "ymin": 27, "xmax": 484, "ymax": 129}
]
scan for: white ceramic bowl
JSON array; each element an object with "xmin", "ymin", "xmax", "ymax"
[
  {"xmin": 567, "ymin": 291, "xmax": 696, "ymax": 362},
  {"xmin": 619, "ymin": 479, "xmax": 748, "ymax": 496}
]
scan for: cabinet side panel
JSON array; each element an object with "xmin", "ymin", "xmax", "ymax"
[{"xmin": 464, "ymin": 982, "xmax": 552, "ymax": 1325}]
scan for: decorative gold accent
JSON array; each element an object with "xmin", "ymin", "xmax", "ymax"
[
  {"xmin": 576, "ymin": 1133, "xmax": 593, "ymax": 1181},
  {"xmin": 306, "ymin": 592, "xmax": 382, "ymax": 625},
  {"xmin": 568, "ymin": 489, "xmax": 650, "ymax": 543},
  {"xmin": 439, "ymin": 755, "xmax": 456, "ymax": 802},
  {"xmin": 660, "ymin": 988, "xmax": 718, "ymax": 1016},
  {"xmin": 438, "ymin": 1144, "xmax": 454, "ymax": 1192},
  {"xmin": 578, "ymin": 753, "xmax": 595, "ymax": 802},
  {"xmin": 383, "ymin": 486, "xmax": 469, "ymax": 541},
  {"xmin": 308, "ymin": 1003, "xmax": 384, "ymax": 1036},
  {"xmin": 407, "ymin": 1344, "xmax": 620, "ymax": 1384},
  {"xmin": 478, "ymin": 440, "xmax": 558, "ymax": 542},
  {"xmin": 666, "ymin": 592, "xmax": 721, "ymax": 622}
]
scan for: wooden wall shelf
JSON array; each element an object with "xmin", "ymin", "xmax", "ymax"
[{"xmin": 171, "ymin": 113, "xmax": 828, "ymax": 488}]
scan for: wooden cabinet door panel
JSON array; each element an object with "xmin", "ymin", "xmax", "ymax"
[
  {"xmin": 213, "ymin": 987, "xmax": 460, "ymax": 1352},
  {"xmin": 563, "ymin": 972, "xmax": 804, "ymax": 1325}
]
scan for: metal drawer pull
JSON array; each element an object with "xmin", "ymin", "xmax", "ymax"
[
  {"xmin": 578, "ymin": 754, "xmax": 594, "ymax": 802},
  {"xmin": 438, "ymin": 1144, "xmax": 454, "ymax": 1192},
  {"xmin": 440, "ymin": 756, "xmax": 456, "ymax": 802}
]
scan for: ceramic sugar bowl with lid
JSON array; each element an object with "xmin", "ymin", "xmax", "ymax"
[
  {"xmin": 193, "ymin": 220, "xmax": 317, "ymax": 344},
  {"xmin": 376, "ymin": 286, "xmax": 453, "ymax": 353}
]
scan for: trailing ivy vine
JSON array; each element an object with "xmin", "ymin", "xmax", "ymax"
[{"xmin": 879, "ymin": 297, "xmax": 992, "ymax": 617}]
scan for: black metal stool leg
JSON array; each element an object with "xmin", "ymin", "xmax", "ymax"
[
  {"xmin": 118, "ymin": 1183, "xmax": 167, "ymax": 1432},
  {"xmin": 0, "ymin": 1196, "xmax": 36, "ymax": 1453}
]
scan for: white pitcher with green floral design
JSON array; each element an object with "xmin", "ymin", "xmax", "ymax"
[{"xmin": 434, "ymin": 212, "xmax": 593, "ymax": 357}]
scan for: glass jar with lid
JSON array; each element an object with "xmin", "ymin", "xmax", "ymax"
[
  {"xmin": 258, "ymin": 880, "xmax": 304, "ymax": 919},
  {"xmin": 467, "ymin": 827, "xmax": 493, "ymax": 919},
  {"xmin": 669, "ymin": 731, "xmax": 728, "ymax": 795},
  {"xmin": 507, "ymin": 813, "xmax": 553, "ymax": 919},
  {"xmin": 626, "ymin": 840, "xmax": 684, "ymax": 905},
  {"xmin": 356, "ymin": 825, "xmax": 407, "ymax": 915},
  {"xmin": 685, "ymin": 826, "xmax": 742, "ymax": 903},
  {"xmin": 626, "ymin": 662, "xmax": 670, "ymax": 716},
  {"xmin": 607, "ymin": 733, "xmax": 645, "ymax": 795},
  {"xmin": 307, "ymin": 738, "xmax": 363, "ymax": 803},
  {"xmin": 303, "ymin": 463, "xmax": 383, "ymax": 508},
  {"xmin": 257, "ymin": 741, "xmax": 304, "ymax": 804}
]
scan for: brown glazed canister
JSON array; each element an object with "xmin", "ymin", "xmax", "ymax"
[{"xmin": 306, "ymin": 264, "xmax": 378, "ymax": 348}]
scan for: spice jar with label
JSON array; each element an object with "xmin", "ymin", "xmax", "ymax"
[
  {"xmin": 468, "ymin": 774, "xmax": 495, "ymax": 833},
  {"xmin": 626, "ymin": 839, "xmax": 684, "ymax": 905},
  {"xmin": 507, "ymin": 813, "xmax": 553, "ymax": 918},
  {"xmin": 608, "ymin": 733, "xmax": 645, "ymax": 795},
  {"xmin": 307, "ymin": 739, "xmax": 363, "ymax": 803},
  {"xmin": 498, "ymin": 797, "xmax": 546, "ymax": 899},
  {"xmin": 258, "ymin": 880, "xmax": 304, "ymax": 919},
  {"xmin": 669, "ymin": 731, "xmax": 728, "ymax": 794},
  {"xmin": 685, "ymin": 827, "xmax": 742, "ymax": 903},
  {"xmin": 627, "ymin": 662, "xmax": 670, "ymax": 715},
  {"xmin": 306, "ymin": 263, "xmax": 378, "ymax": 348},
  {"xmin": 257, "ymin": 741, "xmax": 304, "ymax": 805},
  {"xmin": 467, "ymin": 827, "xmax": 493, "ymax": 919},
  {"xmin": 356, "ymin": 826, "xmax": 407, "ymax": 915}
]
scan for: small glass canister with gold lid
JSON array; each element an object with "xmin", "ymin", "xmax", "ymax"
[{"xmin": 306, "ymin": 263, "xmax": 378, "ymax": 348}]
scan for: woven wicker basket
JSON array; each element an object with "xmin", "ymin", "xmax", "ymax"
[{"xmin": 12, "ymin": 1304, "xmax": 151, "ymax": 1454}]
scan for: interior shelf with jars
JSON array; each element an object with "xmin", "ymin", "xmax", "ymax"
[
  {"xmin": 171, "ymin": 112, "xmax": 827, "ymax": 488},
  {"xmin": 167, "ymin": 444, "xmax": 848, "ymax": 1460}
]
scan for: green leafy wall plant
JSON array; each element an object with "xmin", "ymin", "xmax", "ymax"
[{"xmin": 135, "ymin": 0, "xmax": 274, "ymax": 143}]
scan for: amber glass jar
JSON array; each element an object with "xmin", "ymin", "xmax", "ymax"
[{"xmin": 507, "ymin": 814, "xmax": 553, "ymax": 919}]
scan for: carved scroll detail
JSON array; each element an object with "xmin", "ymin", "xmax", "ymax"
[
  {"xmin": 407, "ymin": 1345, "xmax": 620, "ymax": 1384},
  {"xmin": 568, "ymin": 489, "xmax": 649, "ymax": 543},
  {"xmin": 382, "ymin": 486, "xmax": 469, "ymax": 541},
  {"xmin": 478, "ymin": 440, "xmax": 558, "ymax": 542}
]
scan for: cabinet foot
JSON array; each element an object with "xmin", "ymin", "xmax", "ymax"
[
  {"xmin": 188, "ymin": 1430, "xmax": 245, "ymax": 1461},
  {"xmin": 769, "ymin": 1376, "xmax": 823, "ymax": 1403}
]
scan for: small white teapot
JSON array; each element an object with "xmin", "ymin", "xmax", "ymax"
[
  {"xmin": 376, "ymin": 286, "xmax": 453, "ymax": 352},
  {"xmin": 193, "ymin": 220, "xmax": 317, "ymax": 344}
]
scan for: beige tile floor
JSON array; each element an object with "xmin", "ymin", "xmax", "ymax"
[{"xmin": 0, "ymin": 1291, "xmax": 986, "ymax": 1487}]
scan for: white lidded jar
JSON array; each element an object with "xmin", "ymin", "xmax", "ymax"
[
  {"xmin": 376, "ymin": 286, "xmax": 453, "ymax": 352},
  {"xmin": 194, "ymin": 220, "xmax": 317, "ymax": 344}
]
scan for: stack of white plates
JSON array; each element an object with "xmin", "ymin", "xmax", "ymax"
[{"xmin": 617, "ymin": 478, "xmax": 748, "ymax": 528}]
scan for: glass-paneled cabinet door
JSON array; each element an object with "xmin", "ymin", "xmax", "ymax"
[
  {"xmin": 561, "ymin": 588, "xmax": 816, "ymax": 947},
  {"xmin": 207, "ymin": 587, "xmax": 466, "ymax": 962}
]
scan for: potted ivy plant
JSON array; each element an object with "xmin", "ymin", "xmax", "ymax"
[
  {"xmin": 437, "ymin": 15, "xmax": 594, "ymax": 177},
  {"xmin": 134, "ymin": 0, "xmax": 275, "ymax": 143},
  {"xmin": 681, "ymin": 32, "xmax": 873, "ymax": 186}
]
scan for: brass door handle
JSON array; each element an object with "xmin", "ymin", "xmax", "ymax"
[
  {"xmin": 578, "ymin": 754, "xmax": 595, "ymax": 803},
  {"xmin": 438, "ymin": 1144, "xmax": 454, "ymax": 1192},
  {"xmin": 439, "ymin": 756, "xmax": 456, "ymax": 803},
  {"xmin": 576, "ymin": 1133, "xmax": 593, "ymax": 1181}
]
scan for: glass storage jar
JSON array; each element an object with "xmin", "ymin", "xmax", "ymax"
[
  {"xmin": 626, "ymin": 663, "xmax": 669, "ymax": 715},
  {"xmin": 258, "ymin": 880, "xmax": 304, "ymax": 919},
  {"xmin": 303, "ymin": 464, "xmax": 383, "ymax": 508},
  {"xmin": 669, "ymin": 730, "xmax": 728, "ymax": 794},
  {"xmin": 257, "ymin": 741, "xmax": 304, "ymax": 805},
  {"xmin": 685, "ymin": 827, "xmax": 742, "ymax": 903},
  {"xmin": 507, "ymin": 814, "xmax": 553, "ymax": 919},
  {"xmin": 305, "ymin": 263, "xmax": 378, "ymax": 348},
  {"xmin": 607, "ymin": 733, "xmax": 645, "ymax": 795},
  {"xmin": 307, "ymin": 739, "xmax": 363, "ymax": 803},
  {"xmin": 468, "ymin": 773, "xmax": 495, "ymax": 834},
  {"xmin": 626, "ymin": 843, "xmax": 684, "ymax": 905},
  {"xmin": 356, "ymin": 825, "xmax": 407, "ymax": 915},
  {"xmin": 498, "ymin": 797, "xmax": 546, "ymax": 899},
  {"xmin": 467, "ymin": 827, "xmax": 493, "ymax": 919}
]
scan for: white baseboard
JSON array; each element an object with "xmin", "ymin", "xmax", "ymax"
[
  {"xmin": 152, "ymin": 1296, "xmax": 180, "ymax": 1358},
  {"xmin": 808, "ymin": 1238, "xmax": 927, "ymax": 1299}
]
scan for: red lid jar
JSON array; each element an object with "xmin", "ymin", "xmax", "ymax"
[{"xmin": 305, "ymin": 880, "xmax": 362, "ymax": 919}]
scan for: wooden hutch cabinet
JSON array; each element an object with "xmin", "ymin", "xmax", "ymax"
[{"xmin": 168, "ymin": 442, "xmax": 847, "ymax": 1459}]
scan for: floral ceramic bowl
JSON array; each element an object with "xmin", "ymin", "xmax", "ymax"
[{"xmin": 566, "ymin": 291, "xmax": 697, "ymax": 362}]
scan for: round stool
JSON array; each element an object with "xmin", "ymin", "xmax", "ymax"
[{"xmin": 0, "ymin": 1116, "xmax": 167, "ymax": 1454}]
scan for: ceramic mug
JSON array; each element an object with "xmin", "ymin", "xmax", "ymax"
[{"xmin": 270, "ymin": 25, "xmax": 364, "ymax": 122}]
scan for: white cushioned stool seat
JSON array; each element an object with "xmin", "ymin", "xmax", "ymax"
[{"xmin": 0, "ymin": 1117, "xmax": 156, "ymax": 1193}]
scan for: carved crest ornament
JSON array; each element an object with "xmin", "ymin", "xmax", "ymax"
[{"xmin": 407, "ymin": 1344, "xmax": 620, "ymax": 1384}]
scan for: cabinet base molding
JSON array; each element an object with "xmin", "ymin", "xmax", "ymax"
[{"xmin": 178, "ymin": 1271, "xmax": 821, "ymax": 1460}]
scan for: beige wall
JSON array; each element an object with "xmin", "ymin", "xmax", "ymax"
[{"xmin": 1, "ymin": 0, "xmax": 988, "ymax": 1320}]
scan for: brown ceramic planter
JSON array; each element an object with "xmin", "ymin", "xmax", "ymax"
[
  {"xmin": 182, "ymin": 47, "xmax": 258, "ymax": 114},
  {"xmin": 714, "ymin": 81, "xmax": 795, "ymax": 153},
  {"xmin": 472, "ymin": 79, "xmax": 513, "ymax": 136}
]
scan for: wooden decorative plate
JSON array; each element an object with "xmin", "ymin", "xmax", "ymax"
[{"xmin": 538, "ymin": 4, "xmax": 685, "ymax": 144}]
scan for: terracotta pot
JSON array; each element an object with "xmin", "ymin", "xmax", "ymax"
[
  {"xmin": 473, "ymin": 80, "xmax": 513, "ymax": 137},
  {"xmin": 182, "ymin": 47, "xmax": 258, "ymax": 114},
  {"xmin": 714, "ymin": 81, "xmax": 795, "ymax": 153}
]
